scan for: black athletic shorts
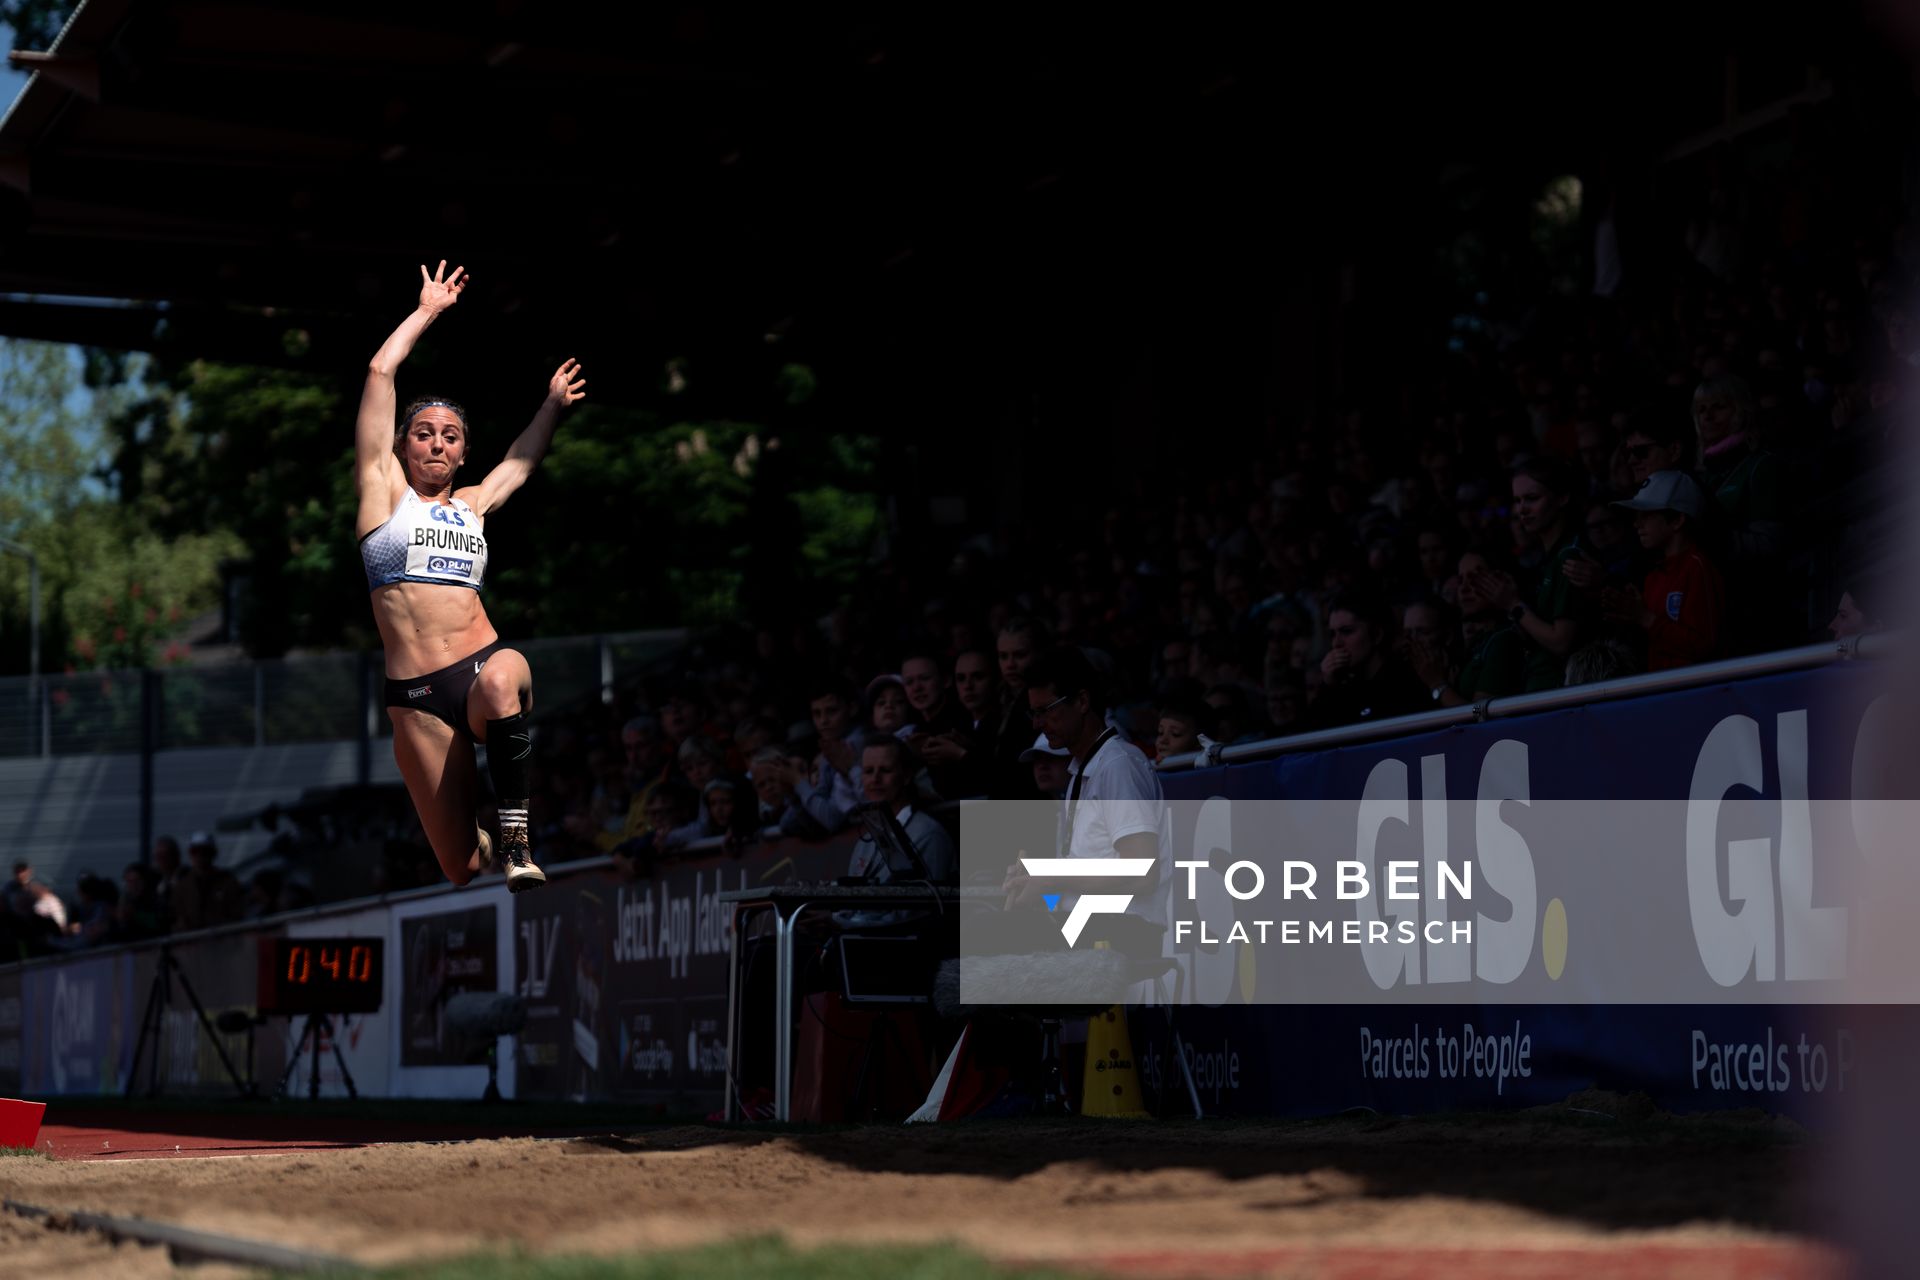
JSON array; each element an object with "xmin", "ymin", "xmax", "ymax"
[{"xmin": 384, "ymin": 640, "xmax": 506, "ymax": 742}]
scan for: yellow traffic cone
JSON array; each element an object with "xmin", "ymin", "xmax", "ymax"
[{"xmin": 1080, "ymin": 1005, "xmax": 1150, "ymax": 1118}]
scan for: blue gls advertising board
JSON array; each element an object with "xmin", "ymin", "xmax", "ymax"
[{"xmin": 1153, "ymin": 664, "xmax": 1890, "ymax": 1119}]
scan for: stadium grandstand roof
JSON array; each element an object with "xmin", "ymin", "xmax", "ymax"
[{"xmin": 0, "ymin": 0, "xmax": 1880, "ymax": 418}]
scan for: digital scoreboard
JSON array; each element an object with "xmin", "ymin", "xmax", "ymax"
[{"xmin": 256, "ymin": 936, "xmax": 385, "ymax": 1015}]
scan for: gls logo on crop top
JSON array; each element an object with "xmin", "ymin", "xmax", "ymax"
[{"xmin": 403, "ymin": 500, "xmax": 486, "ymax": 585}]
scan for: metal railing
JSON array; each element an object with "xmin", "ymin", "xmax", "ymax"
[
  {"xmin": 1157, "ymin": 632, "xmax": 1892, "ymax": 770},
  {"xmin": 0, "ymin": 628, "xmax": 689, "ymax": 760}
]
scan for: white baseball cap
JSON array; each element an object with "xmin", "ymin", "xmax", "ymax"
[
  {"xmin": 1613, "ymin": 470, "xmax": 1706, "ymax": 519},
  {"xmin": 1018, "ymin": 733, "xmax": 1070, "ymax": 764}
]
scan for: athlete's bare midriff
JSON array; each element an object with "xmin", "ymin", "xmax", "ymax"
[{"xmin": 371, "ymin": 580, "xmax": 498, "ymax": 680}]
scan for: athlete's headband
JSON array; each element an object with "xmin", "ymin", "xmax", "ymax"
[{"xmin": 404, "ymin": 399, "xmax": 464, "ymax": 426}]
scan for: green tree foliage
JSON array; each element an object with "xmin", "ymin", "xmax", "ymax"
[
  {"xmin": 102, "ymin": 356, "xmax": 358, "ymax": 658},
  {"xmin": 0, "ymin": 341, "xmax": 90, "ymax": 523},
  {"xmin": 500, "ymin": 402, "xmax": 879, "ymax": 632},
  {"xmin": 86, "ymin": 349, "xmax": 879, "ymax": 657},
  {"xmin": 0, "ymin": 340, "xmax": 91, "ymax": 672},
  {"xmin": 60, "ymin": 521, "xmax": 239, "ymax": 670},
  {"xmin": 789, "ymin": 432, "xmax": 881, "ymax": 595},
  {"xmin": 0, "ymin": 341, "xmax": 237, "ymax": 673}
]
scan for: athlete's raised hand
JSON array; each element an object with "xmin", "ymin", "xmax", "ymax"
[
  {"xmin": 418, "ymin": 260, "xmax": 467, "ymax": 314},
  {"xmin": 547, "ymin": 358, "xmax": 587, "ymax": 407}
]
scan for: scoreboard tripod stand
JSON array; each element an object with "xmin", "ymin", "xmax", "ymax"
[
  {"xmin": 257, "ymin": 936, "xmax": 385, "ymax": 1101},
  {"xmin": 275, "ymin": 1010, "xmax": 360, "ymax": 1100}
]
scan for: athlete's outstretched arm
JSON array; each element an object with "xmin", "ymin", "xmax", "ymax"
[
  {"xmin": 357, "ymin": 261, "xmax": 467, "ymax": 486},
  {"xmin": 466, "ymin": 358, "xmax": 586, "ymax": 515}
]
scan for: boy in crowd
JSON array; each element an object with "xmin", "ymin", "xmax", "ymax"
[
  {"xmin": 1153, "ymin": 697, "xmax": 1214, "ymax": 762},
  {"xmin": 1017, "ymin": 732, "xmax": 1073, "ymax": 798},
  {"xmin": 794, "ymin": 679, "xmax": 865, "ymax": 832},
  {"xmin": 1601, "ymin": 471, "xmax": 1726, "ymax": 671}
]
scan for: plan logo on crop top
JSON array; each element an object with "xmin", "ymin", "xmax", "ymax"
[
  {"xmin": 427, "ymin": 556, "xmax": 473, "ymax": 577},
  {"xmin": 429, "ymin": 505, "xmax": 467, "ymax": 527}
]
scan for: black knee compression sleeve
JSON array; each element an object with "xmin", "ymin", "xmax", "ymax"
[{"xmin": 486, "ymin": 712, "xmax": 533, "ymax": 845}]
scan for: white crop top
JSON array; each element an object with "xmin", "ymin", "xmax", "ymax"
[{"xmin": 359, "ymin": 489, "xmax": 488, "ymax": 592}]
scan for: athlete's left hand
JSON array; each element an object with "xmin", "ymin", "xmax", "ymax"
[{"xmin": 547, "ymin": 358, "xmax": 587, "ymax": 407}]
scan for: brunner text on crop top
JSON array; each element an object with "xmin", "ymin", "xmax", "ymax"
[{"xmin": 360, "ymin": 489, "xmax": 488, "ymax": 592}]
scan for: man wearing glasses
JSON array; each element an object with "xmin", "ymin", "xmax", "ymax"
[
  {"xmin": 1000, "ymin": 647, "xmax": 1169, "ymax": 924},
  {"xmin": 1622, "ymin": 420, "xmax": 1691, "ymax": 488}
]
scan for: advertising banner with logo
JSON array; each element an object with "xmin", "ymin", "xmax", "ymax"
[
  {"xmin": 399, "ymin": 902, "xmax": 498, "ymax": 1067},
  {"xmin": 1142, "ymin": 1002, "xmax": 1859, "ymax": 1120},
  {"xmin": 1138, "ymin": 663, "xmax": 1894, "ymax": 1117},
  {"xmin": 514, "ymin": 839, "xmax": 849, "ymax": 1105},
  {"xmin": 20, "ymin": 952, "xmax": 134, "ymax": 1095},
  {"xmin": 0, "ymin": 665, "xmax": 1888, "ymax": 1117}
]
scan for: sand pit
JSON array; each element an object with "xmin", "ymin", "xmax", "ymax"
[{"xmin": 0, "ymin": 1110, "xmax": 1841, "ymax": 1276}]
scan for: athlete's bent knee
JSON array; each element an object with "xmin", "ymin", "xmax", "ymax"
[{"xmin": 475, "ymin": 661, "xmax": 523, "ymax": 714}]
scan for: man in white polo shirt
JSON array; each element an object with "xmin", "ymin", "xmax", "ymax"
[{"xmin": 1001, "ymin": 647, "xmax": 1170, "ymax": 928}]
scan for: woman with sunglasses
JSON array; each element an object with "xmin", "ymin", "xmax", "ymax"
[{"xmin": 355, "ymin": 261, "xmax": 585, "ymax": 892}]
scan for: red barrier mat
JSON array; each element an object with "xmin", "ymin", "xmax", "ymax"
[{"xmin": 0, "ymin": 1098, "xmax": 46, "ymax": 1149}]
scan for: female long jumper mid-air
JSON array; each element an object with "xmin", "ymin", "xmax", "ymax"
[{"xmin": 355, "ymin": 261, "xmax": 584, "ymax": 893}]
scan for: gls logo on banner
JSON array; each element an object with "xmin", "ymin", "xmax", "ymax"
[
  {"xmin": 1020, "ymin": 857, "xmax": 1157, "ymax": 946},
  {"xmin": 429, "ymin": 505, "xmax": 467, "ymax": 527}
]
